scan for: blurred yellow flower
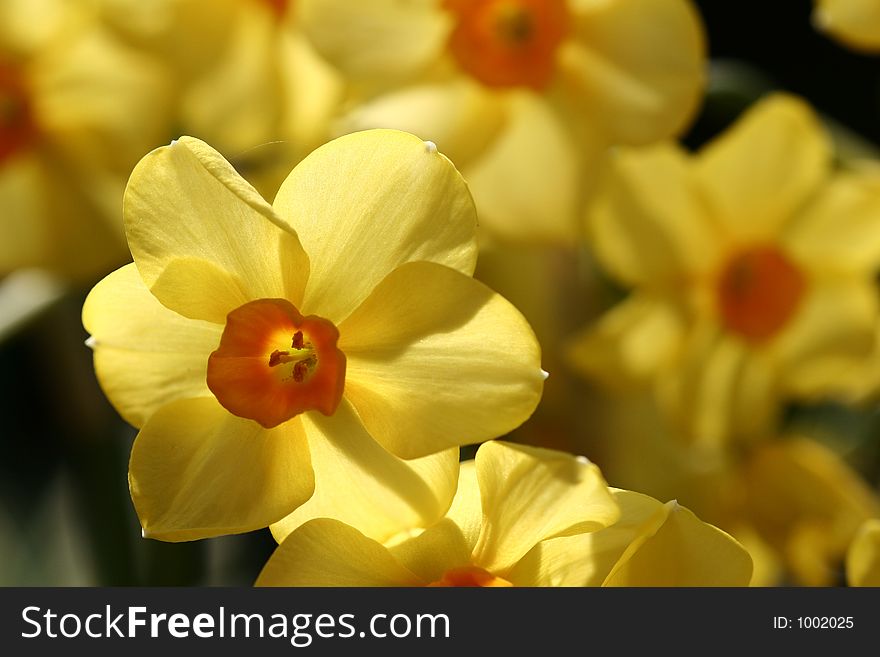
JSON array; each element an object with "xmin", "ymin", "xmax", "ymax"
[
  {"xmin": 584, "ymin": 391, "xmax": 880, "ymax": 585},
  {"xmin": 846, "ymin": 518, "xmax": 880, "ymax": 586},
  {"xmin": 813, "ymin": 0, "xmax": 880, "ymax": 52},
  {"xmin": 735, "ymin": 438, "xmax": 880, "ymax": 586},
  {"xmin": 0, "ymin": 0, "xmax": 169, "ymax": 279},
  {"xmin": 297, "ymin": 0, "xmax": 706, "ymax": 243},
  {"xmin": 257, "ymin": 441, "xmax": 752, "ymax": 586},
  {"xmin": 82, "ymin": 130, "xmax": 545, "ymax": 541},
  {"xmin": 569, "ymin": 94, "xmax": 880, "ymax": 446},
  {"xmin": 94, "ymin": 0, "xmax": 343, "ymax": 197}
]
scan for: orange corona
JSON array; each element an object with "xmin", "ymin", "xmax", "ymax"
[
  {"xmin": 717, "ymin": 245, "xmax": 806, "ymax": 343},
  {"xmin": 444, "ymin": 0, "xmax": 570, "ymax": 90},
  {"xmin": 0, "ymin": 61, "xmax": 36, "ymax": 165},
  {"xmin": 428, "ymin": 566, "xmax": 514, "ymax": 587},
  {"xmin": 207, "ymin": 298, "xmax": 346, "ymax": 428}
]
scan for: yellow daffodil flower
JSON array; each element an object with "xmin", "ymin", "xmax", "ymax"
[
  {"xmin": 584, "ymin": 391, "xmax": 880, "ymax": 585},
  {"xmin": 95, "ymin": 0, "xmax": 343, "ymax": 197},
  {"xmin": 296, "ymin": 0, "xmax": 706, "ymax": 243},
  {"xmin": 257, "ymin": 441, "xmax": 753, "ymax": 586},
  {"xmin": 0, "ymin": 0, "xmax": 169, "ymax": 279},
  {"xmin": 813, "ymin": 0, "xmax": 880, "ymax": 52},
  {"xmin": 82, "ymin": 130, "xmax": 546, "ymax": 542},
  {"xmin": 569, "ymin": 94, "xmax": 880, "ymax": 447},
  {"xmin": 846, "ymin": 518, "xmax": 880, "ymax": 586}
]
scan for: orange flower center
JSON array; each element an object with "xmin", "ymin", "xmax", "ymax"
[
  {"xmin": 206, "ymin": 298, "xmax": 345, "ymax": 428},
  {"xmin": 716, "ymin": 245, "xmax": 806, "ymax": 343},
  {"xmin": 427, "ymin": 566, "xmax": 514, "ymax": 587},
  {"xmin": 444, "ymin": 0, "xmax": 570, "ymax": 90},
  {"xmin": 0, "ymin": 61, "xmax": 36, "ymax": 166},
  {"xmin": 259, "ymin": 0, "xmax": 291, "ymax": 19}
]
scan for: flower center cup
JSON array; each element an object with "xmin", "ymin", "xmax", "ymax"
[
  {"xmin": 206, "ymin": 298, "xmax": 346, "ymax": 428},
  {"xmin": 444, "ymin": 0, "xmax": 570, "ymax": 90},
  {"xmin": 716, "ymin": 245, "xmax": 806, "ymax": 343},
  {"xmin": 427, "ymin": 566, "xmax": 514, "ymax": 587},
  {"xmin": 259, "ymin": 0, "xmax": 291, "ymax": 20},
  {"xmin": 0, "ymin": 61, "xmax": 36, "ymax": 166}
]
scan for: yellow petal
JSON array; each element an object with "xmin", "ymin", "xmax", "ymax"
[
  {"xmin": 32, "ymin": 27, "xmax": 171, "ymax": 167},
  {"xmin": 129, "ymin": 397, "xmax": 314, "ymax": 541},
  {"xmin": 0, "ymin": 156, "xmax": 51, "ymax": 274},
  {"xmin": 658, "ymin": 324, "xmax": 778, "ymax": 447},
  {"xmin": 297, "ymin": 0, "xmax": 450, "ymax": 84},
  {"xmin": 785, "ymin": 170, "xmax": 880, "ymax": 274},
  {"xmin": 773, "ymin": 278, "xmax": 878, "ymax": 398},
  {"xmin": 337, "ymin": 79, "xmax": 507, "ymax": 171},
  {"xmin": 124, "ymin": 136, "xmax": 310, "ymax": 323},
  {"xmin": 472, "ymin": 441, "xmax": 619, "ymax": 576},
  {"xmin": 463, "ymin": 92, "xmax": 584, "ymax": 243},
  {"xmin": 814, "ymin": 0, "xmax": 880, "ymax": 52},
  {"xmin": 743, "ymin": 438, "xmax": 880, "ymax": 586},
  {"xmin": 273, "ymin": 129, "xmax": 478, "ymax": 324},
  {"xmin": 339, "ymin": 261, "xmax": 544, "ymax": 459},
  {"xmin": 508, "ymin": 489, "xmax": 666, "ymax": 586},
  {"xmin": 82, "ymin": 264, "xmax": 222, "ymax": 428},
  {"xmin": 566, "ymin": 293, "xmax": 685, "ymax": 389},
  {"xmin": 257, "ymin": 519, "xmax": 421, "ymax": 586},
  {"xmin": 846, "ymin": 519, "xmax": 880, "ymax": 586},
  {"xmin": 561, "ymin": 0, "xmax": 706, "ymax": 143},
  {"xmin": 444, "ymin": 460, "xmax": 482, "ymax": 552},
  {"xmin": 588, "ymin": 142, "xmax": 719, "ymax": 286},
  {"xmin": 388, "ymin": 518, "xmax": 473, "ymax": 583},
  {"xmin": 604, "ymin": 500, "xmax": 753, "ymax": 586},
  {"xmin": 695, "ymin": 94, "xmax": 832, "ymax": 241},
  {"xmin": 179, "ymin": 5, "xmax": 283, "ymax": 156},
  {"xmin": 270, "ymin": 400, "xmax": 459, "ymax": 545}
]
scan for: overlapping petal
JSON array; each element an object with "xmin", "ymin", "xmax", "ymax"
[
  {"xmin": 129, "ymin": 397, "xmax": 314, "ymax": 541},
  {"xmin": 588, "ymin": 143, "xmax": 719, "ymax": 286},
  {"xmin": 773, "ymin": 277, "xmax": 878, "ymax": 397},
  {"xmin": 297, "ymin": 0, "xmax": 450, "ymax": 84},
  {"xmin": 507, "ymin": 489, "xmax": 665, "ymax": 586},
  {"xmin": 270, "ymin": 401, "xmax": 459, "ymax": 545},
  {"xmin": 257, "ymin": 519, "xmax": 420, "ymax": 587},
  {"xmin": 82, "ymin": 264, "xmax": 221, "ymax": 428},
  {"xmin": 695, "ymin": 95, "xmax": 832, "ymax": 241},
  {"xmin": 603, "ymin": 500, "xmax": 753, "ymax": 586},
  {"xmin": 273, "ymin": 129, "xmax": 478, "ymax": 324},
  {"xmin": 472, "ymin": 441, "xmax": 619, "ymax": 575},
  {"xmin": 561, "ymin": 0, "xmax": 706, "ymax": 143},
  {"xmin": 566, "ymin": 293, "xmax": 685, "ymax": 389},
  {"xmin": 463, "ymin": 91, "xmax": 583, "ymax": 243},
  {"xmin": 337, "ymin": 79, "xmax": 507, "ymax": 170},
  {"xmin": 339, "ymin": 261, "xmax": 544, "ymax": 459},
  {"xmin": 785, "ymin": 169, "xmax": 880, "ymax": 274},
  {"xmin": 743, "ymin": 439, "xmax": 880, "ymax": 586},
  {"xmin": 123, "ymin": 137, "xmax": 310, "ymax": 323}
]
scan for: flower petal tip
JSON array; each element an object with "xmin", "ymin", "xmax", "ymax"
[
  {"xmin": 811, "ymin": 8, "xmax": 831, "ymax": 31},
  {"xmin": 424, "ymin": 140, "xmax": 438, "ymax": 154}
]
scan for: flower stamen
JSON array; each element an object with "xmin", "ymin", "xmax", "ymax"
[{"xmin": 207, "ymin": 298, "xmax": 346, "ymax": 427}]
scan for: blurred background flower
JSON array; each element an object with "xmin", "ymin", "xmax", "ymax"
[{"xmin": 1, "ymin": 0, "xmax": 880, "ymax": 587}]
